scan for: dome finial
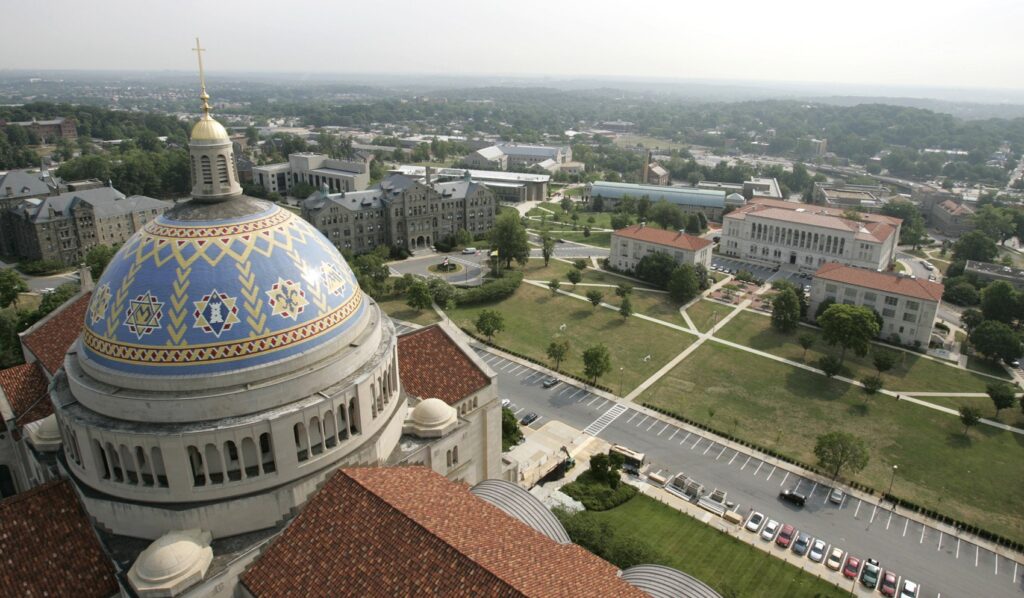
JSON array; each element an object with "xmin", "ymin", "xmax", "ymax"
[{"xmin": 192, "ymin": 37, "xmax": 211, "ymax": 118}]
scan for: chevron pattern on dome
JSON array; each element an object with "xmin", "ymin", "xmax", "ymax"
[{"xmin": 81, "ymin": 203, "xmax": 366, "ymax": 376}]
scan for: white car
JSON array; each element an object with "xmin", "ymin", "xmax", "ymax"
[
  {"xmin": 760, "ymin": 518, "xmax": 780, "ymax": 541},
  {"xmin": 829, "ymin": 488, "xmax": 844, "ymax": 504},
  {"xmin": 744, "ymin": 511, "xmax": 765, "ymax": 533},
  {"xmin": 899, "ymin": 580, "xmax": 919, "ymax": 598},
  {"xmin": 500, "ymin": 398, "xmax": 511, "ymax": 408},
  {"xmin": 462, "ymin": 247, "xmax": 477, "ymax": 254},
  {"xmin": 808, "ymin": 538, "xmax": 827, "ymax": 563}
]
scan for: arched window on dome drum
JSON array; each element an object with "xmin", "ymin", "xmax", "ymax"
[
  {"xmin": 294, "ymin": 422, "xmax": 309, "ymax": 462},
  {"xmin": 369, "ymin": 385, "xmax": 377, "ymax": 418},
  {"xmin": 336, "ymin": 408, "xmax": 348, "ymax": 441},
  {"xmin": 309, "ymin": 416, "xmax": 324, "ymax": 456},
  {"xmin": 259, "ymin": 433, "xmax": 276, "ymax": 473},
  {"xmin": 230, "ymin": 152, "xmax": 238, "ymax": 182},
  {"xmin": 188, "ymin": 445, "xmax": 205, "ymax": 486},
  {"xmin": 446, "ymin": 450, "xmax": 452, "ymax": 468},
  {"xmin": 324, "ymin": 412, "xmax": 337, "ymax": 449},
  {"xmin": 453, "ymin": 446, "xmax": 459, "ymax": 465},
  {"xmin": 135, "ymin": 446, "xmax": 153, "ymax": 487},
  {"xmin": 216, "ymin": 154, "xmax": 229, "ymax": 186},
  {"xmin": 349, "ymin": 397, "xmax": 359, "ymax": 436},
  {"xmin": 190, "ymin": 155, "xmax": 197, "ymax": 187},
  {"xmin": 120, "ymin": 444, "xmax": 138, "ymax": 484},
  {"xmin": 224, "ymin": 440, "xmax": 242, "ymax": 482},
  {"xmin": 200, "ymin": 156, "xmax": 212, "ymax": 186},
  {"xmin": 242, "ymin": 437, "xmax": 259, "ymax": 478},
  {"xmin": 205, "ymin": 443, "xmax": 224, "ymax": 484},
  {"xmin": 92, "ymin": 439, "xmax": 110, "ymax": 480},
  {"xmin": 150, "ymin": 447, "xmax": 168, "ymax": 488},
  {"xmin": 106, "ymin": 442, "xmax": 123, "ymax": 483}
]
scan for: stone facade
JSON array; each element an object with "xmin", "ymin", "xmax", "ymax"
[{"xmin": 252, "ymin": 152, "xmax": 371, "ymax": 196}]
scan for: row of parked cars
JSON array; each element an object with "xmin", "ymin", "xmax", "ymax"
[{"xmin": 744, "ymin": 492, "xmax": 919, "ymax": 597}]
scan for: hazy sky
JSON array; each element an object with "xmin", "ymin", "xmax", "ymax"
[{"xmin": 2, "ymin": 0, "xmax": 1022, "ymax": 90}]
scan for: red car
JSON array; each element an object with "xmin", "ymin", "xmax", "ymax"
[
  {"xmin": 880, "ymin": 570, "xmax": 898, "ymax": 597},
  {"xmin": 843, "ymin": 555, "xmax": 862, "ymax": 579},
  {"xmin": 775, "ymin": 524, "xmax": 796, "ymax": 548}
]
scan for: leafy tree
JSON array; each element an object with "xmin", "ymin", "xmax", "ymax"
[
  {"xmin": 0, "ymin": 268, "xmax": 28, "ymax": 308},
  {"xmin": 567, "ymin": 269, "xmax": 582, "ymax": 288},
  {"xmin": 548, "ymin": 278, "xmax": 561, "ymax": 295},
  {"xmin": 573, "ymin": 258, "xmax": 588, "ymax": 271},
  {"xmin": 814, "ymin": 431, "xmax": 870, "ymax": 479},
  {"xmin": 819, "ymin": 355, "xmax": 842, "ymax": 378},
  {"xmin": 501, "ymin": 407, "xmax": 523, "ymax": 451},
  {"xmin": 861, "ymin": 375, "xmax": 883, "ymax": 396},
  {"xmin": 546, "ymin": 339, "xmax": 570, "ymax": 371},
  {"xmin": 541, "ymin": 235, "xmax": 554, "ymax": 266},
  {"xmin": 770, "ymin": 288, "xmax": 801, "ymax": 333},
  {"xmin": 798, "ymin": 333, "xmax": 815, "ymax": 359},
  {"xmin": 490, "ymin": 211, "xmax": 530, "ymax": 269},
  {"xmin": 872, "ymin": 350, "xmax": 897, "ymax": 376},
  {"xmin": 586, "ymin": 289, "xmax": 604, "ymax": 308},
  {"xmin": 84, "ymin": 244, "xmax": 117, "ymax": 280},
  {"xmin": 649, "ymin": 199, "xmax": 686, "ymax": 230},
  {"xmin": 970, "ymin": 320, "xmax": 1022, "ymax": 363},
  {"xmin": 952, "ymin": 230, "xmax": 999, "ymax": 263},
  {"xmin": 881, "ymin": 200, "xmax": 927, "ymax": 247},
  {"xmin": 981, "ymin": 281, "xmax": 1018, "ymax": 324},
  {"xmin": 817, "ymin": 304, "xmax": 880, "ymax": 363},
  {"xmin": 615, "ymin": 283, "xmax": 633, "ymax": 298},
  {"xmin": 973, "ymin": 205, "xmax": 1015, "ymax": 244},
  {"xmin": 610, "ymin": 213, "xmax": 630, "ymax": 230},
  {"xmin": 560, "ymin": 197, "xmax": 573, "ymax": 213},
  {"xmin": 619, "ymin": 296, "xmax": 633, "ymax": 319},
  {"xmin": 405, "ymin": 280, "xmax": 433, "ymax": 311},
  {"xmin": 475, "ymin": 309, "xmax": 505, "ymax": 342},
  {"xmin": 634, "ymin": 252, "xmax": 677, "ymax": 288},
  {"xmin": 583, "ymin": 225, "xmax": 591, "ymax": 238},
  {"xmin": 986, "ymin": 382, "xmax": 1017, "ymax": 417},
  {"xmin": 667, "ymin": 265, "xmax": 700, "ymax": 303},
  {"xmin": 943, "ymin": 281, "xmax": 980, "ymax": 306},
  {"xmin": 582, "ymin": 344, "xmax": 612, "ymax": 384},
  {"xmin": 960, "ymin": 308, "xmax": 984, "ymax": 332},
  {"xmin": 684, "ymin": 213, "xmax": 701, "ymax": 234},
  {"xmin": 696, "ymin": 211, "xmax": 708, "ymax": 230},
  {"xmin": 959, "ymin": 405, "xmax": 982, "ymax": 436},
  {"xmin": 814, "ymin": 297, "xmax": 836, "ymax": 320}
]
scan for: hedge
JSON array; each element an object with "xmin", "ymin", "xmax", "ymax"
[{"xmin": 454, "ymin": 271, "xmax": 523, "ymax": 306}]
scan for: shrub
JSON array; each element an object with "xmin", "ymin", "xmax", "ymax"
[
  {"xmin": 561, "ymin": 470, "xmax": 637, "ymax": 511},
  {"xmin": 454, "ymin": 271, "xmax": 523, "ymax": 305},
  {"xmin": 18, "ymin": 260, "xmax": 66, "ymax": 276},
  {"xmin": 819, "ymin": 355, "xmax": 842, "ymax": 378}
]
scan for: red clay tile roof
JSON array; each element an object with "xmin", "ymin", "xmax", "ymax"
[
  {"xmin": 0, "ymin": 479, "xmax": 119, "ymax": 598},
  {"xmin": 613, "ymin": 224, "xmax": 712, "ymax": 251},
  {"xmin": 815, "ymin": 263, "xmax": 944, "ymax": 302},
  {"xmin": 22, "ymin": 292, "xmax": 91, "ymax": 375},
  {"xmin": 939, "ymin": 199, "xmax": 973, "ymax": 216},
  {"xmin": 397, "ymin": 325, "xmax": 490, "ymax": 405},
  {"xmin": 241, "ymin": 467, "xmax": 646, "ymax": 598},
  {"xmin": 0, "ymin": 362, "xmax": 51, "ymax": 426},
  {"xmin": 726, "ymin": 199, "xmax": 900, "ymax": 243}
]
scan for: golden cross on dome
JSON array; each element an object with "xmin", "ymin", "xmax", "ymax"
[{"xmin": 192, "ymin": 37, "xmax": 211, "ymax": 116}]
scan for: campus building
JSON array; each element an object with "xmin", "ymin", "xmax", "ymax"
[
  {"xmin": 585, "ymin": 181, "xmax": 728, "ymax": 221},
  {"xmin": 810, "ymin": 263, "xmax": 944, "ymax": 348},
  {"xmin": 2, "ymin": 186, "xmax": 170, "ymax": 264},
  {"xmin": 302, "ymin": 171, "xmax": 496, "ymax": 252},
  {"xmin": 463, "ymin": 142, "xmax": 573, "ymax": 171},
  {"xmin": 610, "ymin": 223, "xmax": 713, "ymax": 272},
  {"xmin": 964, "ymin": 260, "xmax": 1024, "ymax": 289},
  {"xmin": 931, "ymin": 199, "xmax": 975, "ymax": 235},
  {"xmin": 0, "ymin": 116, "xmax": 77, "ymax": 142},
  {"xmin": 812, "ymin": 182, "xmax": 885, "ymax": 211},
  {"xmin": 392, "ymin": 164, "xmax": 549, "ymax": 203},
  {"xmin": 720, "ymin": 198, "xmax": 901, "ymax": 273},
  {"xmin": 252, "ymin": 151, "xmax": 372, "ymax": 195}
]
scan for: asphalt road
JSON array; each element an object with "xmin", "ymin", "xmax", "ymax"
[
  {"xmin": 465, "ymin": 343, "xmax": 1023, "ymax": 598},
  {"xmin": 388, "ymin": 244, "xmax": 610, "ymax": 286}
]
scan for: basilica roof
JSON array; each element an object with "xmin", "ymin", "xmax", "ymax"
[{"xmin": 81, "ymin": 198, "xmax": 365, "ymax": 377}]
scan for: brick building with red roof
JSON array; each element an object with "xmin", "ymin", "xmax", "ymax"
[{"xmin": 610, "ymin": 223, "xmax": 713, "ymax": 273}]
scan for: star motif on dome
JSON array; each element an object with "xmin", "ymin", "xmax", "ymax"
[
  {"xmin": 192, "ymin": 288, "xmax": 241, "ymax": 338},
  {"xmin": 123, "ymin": 291, "xmax": 164, "ymax": 339},
  {"xmin": 266, "ymin": 278, "xmax": 307, "ymax": 321},
  {"xmin": 321, "ymin": 262, "xmax": 347, "ymax": 296},
  {"xmin": 89, "ymin": 283, "xmax": 111, "ymax": 325}
]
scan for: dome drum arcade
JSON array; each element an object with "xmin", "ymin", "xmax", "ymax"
[{"xmin": 51, "ymin": 41, "xmax": 408, "ymax": 540}]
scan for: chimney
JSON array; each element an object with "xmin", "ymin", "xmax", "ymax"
[
  {"xmin": 425, "ymin": 166, "xmax": 433, "ymax": 185},
  {"xmin": 4, "ymin": 186, "xmax": 11, "ymax": 197},
  {"xmin": 78, "ymin": 264, "xmax": 94, "ymax": 292}
]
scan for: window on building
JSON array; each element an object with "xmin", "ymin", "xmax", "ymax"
[
  {"xmin": 863, "ymin": 292, "xmax": 877, "ymax": 303},
  {"xmin": 882, "ymin": 308, "xmax": 896, "ymax": 317},
  {"xmin": 884, "ymin": 296, "xmax": 898, "ymax": 307},
  {"xmin": 902, "ymin": 312, "xmax": 917, "ymax": 323},
  {"xmin": 906, "ymin": 301, "xmax": 919, "ymax": 311}
]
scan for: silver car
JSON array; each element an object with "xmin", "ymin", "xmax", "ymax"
[
  {"xmin": 829, "ymin": 488, "xmax": 844, "ymax": 504},
  {"xmin": 808, "ymin": 538, "xmax": 827, "ymax": 562},
  {"xmin": 760, "ymin": 518, "xmax": 780, "ymax": 541},
  {"xmin": 744, "ymin": 511, "xmax": 765, "ymax": 533}
]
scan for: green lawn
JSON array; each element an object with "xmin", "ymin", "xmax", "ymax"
[
  {"xmin": 685, "ymin": 300, "xmax": 735, "ymax": 332},
  {"xmin": 639, "ymin": 342, "xmax": 1024, "ymax": 544},
  {"xmin": 715, "ymin": 310, "xmax": 996, "ymax": 393},
  {"xmin": 519, "ymin": 258, "xmax": 577, "ymax": 281},
  {"xmin": 375, "ymin": 296, "xmax": 441, "ymax": 327},
  {"xmin": 965, "ymin": 355, "xmax": 1012, "ymax": 379},
  {"xmin": 447, "ymin": 284, "xmax": 694, "ymax": 393},
  {"xmin": 586, "ymin": 495, "xmax": 845, "ymax": 598},
  {"xmin": 552, "ymin": 231, "xmax": 611, "ymax": 247},
  {"xmin": 910, "ymin": 395, "xmax": 1024, "ymax": 427}
]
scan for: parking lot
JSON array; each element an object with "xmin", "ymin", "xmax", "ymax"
[{"xmin": 711, "ymin": 255, "xmax": 812, "ymax": 290}]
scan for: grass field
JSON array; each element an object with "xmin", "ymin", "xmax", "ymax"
[
  {"xmin": 447, "ymin": 284, "xmax": 694, "ymax": 392},
  {"xmin": 965, "ymin": 355, "xmax": 1012, "ymax": 379},
  {"xmin": 685, "ymin": 299, "xmax": 735, "ymax": 332},
  {"xmin": 551, "ymin": 231, "xmax": 611, "ymax": 247},
  {"xmin": 639, "ymin": 342, "xmax": 1024, "ymax": 544},
  {"xmin": 586, "ymin": 495, "xmax": 845, "ymax": 598},
  {"xmin": 714, "ymin": 310, "xmax": 997, "ymax": 393},
  {"xmin": 612, "ymin": 134, "xmax": 688, "ymax": 152},
  {"xmin": 376, "ymin": 296, "xmax": 441, "ymax": 327}
]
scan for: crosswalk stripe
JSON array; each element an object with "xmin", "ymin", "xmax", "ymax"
[{"xmin": 582, "ymin": 404, "xmax": 628, "ymax": 436}]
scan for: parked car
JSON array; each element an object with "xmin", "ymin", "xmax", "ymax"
[
  {"xmin": 779, "ymin": 489, "xmax": 807, "ymax": 507},
  {"xmin": 520, "ymin": 412, "xmax": 539, "ymax": 426},
  {"xmin": 760, "ymin": 519, "xmax": 780, "ymax": 541},
  {"xmin": 500, "ymin": 398, "xmax": 511, "ymax": 408},
  {"xmin": 842, "ymin": 555, "xmax": 862, "ymax": 579},
  {"xmin": 744, "ymin": 511, "xmax": 765, "ymax": 533},
  {"xmin": 860, "ymin": 558, "xmax": 881, "ymax": 588},
  {"xmin": 542, "ymin": 377, "xmax": 558, "ymax": 388},
  {"xmin": 829, "ymin": 488, "xmax": 844, "ymax": 504},
  {"xmin": 899, "ymin": 579, "xmax": 919, "ymax": 598},
  {"xmin": 791, "ymin": 533, "xmax": 811, "ymax": 556},
  {"xmin": 825, "ymin": 547, "xmax": 844, "ymax": 570},
  {"xmin": 808, "ymin": 539, "xmax": 827, "ymax": 562},
  {"xmin": 880, "ymin": 570, "xmax": 898, "ymax": 596},
  {"xmin": 775, "ymin": 524, "xmax": 796, "ymax": 548}
]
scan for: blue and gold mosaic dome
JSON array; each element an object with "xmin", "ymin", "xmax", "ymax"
[{"xmin": 82, "ymin": 201, "xmax": 365, "ymax": 376}]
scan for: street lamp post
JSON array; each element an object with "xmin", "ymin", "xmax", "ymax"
[
  {"xmin": 618, "ymin": 367, "xmax": 624, "ymax": 397},
  {"xmin": 887, "ymin": 464, "xmax": 898, "ymax": 505}
]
